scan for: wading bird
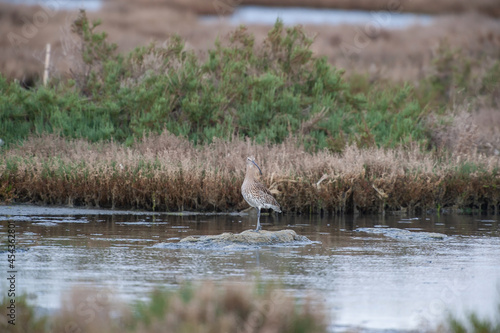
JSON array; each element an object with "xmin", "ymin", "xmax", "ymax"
[{"xmin": 241, "ymin": 156, "xmax": 281, "ymax": 231}]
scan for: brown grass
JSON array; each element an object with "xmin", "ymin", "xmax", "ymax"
[
  {"xmin": 1, "ymin": 133, "xmax": 499, "ymax": 214},
  {"xmin": 1, "ymin": 2, "xmax": 499, "ymax": 84}
]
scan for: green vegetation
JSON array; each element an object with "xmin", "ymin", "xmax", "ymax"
[
  {"xmin": 1, "ymin": 11, "xmax": 498, "ymax": 151},
  {"xmin": 1, "ymin": 10, "xmax": 498, "ymax": 150},
  {"xmin": 0, "ymin": 282, "xmax": 327, "ymax": 333}
]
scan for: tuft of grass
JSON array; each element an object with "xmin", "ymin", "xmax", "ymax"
[
  {"xmin": 444, "ymin": 301, "xmax": 500, "ymax": 333},
  {"xmin": 126, "ymin": 281, "xmax": 327, "ymax": 333},
  {"xmin": 0, "ymin": 293, "xmax": 47, "ymax": 333}
]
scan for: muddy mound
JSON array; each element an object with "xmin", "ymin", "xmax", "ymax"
[{"xmin": 181, "ymin": 229, "xmax": 308, "ymax": 244}]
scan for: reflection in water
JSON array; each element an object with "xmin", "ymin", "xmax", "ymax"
[{"xmin": 0, "ymin": 205, "xmax": 499, "ymax": 331}]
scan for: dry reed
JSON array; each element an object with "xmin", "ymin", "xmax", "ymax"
[{"xmin": 1, "ymin": 133, "xmax": 499, "ymax": 214}]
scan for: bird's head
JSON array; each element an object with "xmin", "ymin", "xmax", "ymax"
[{"xmin": 246, "ymin": 156, "xmax": 262, "ymax": 176}]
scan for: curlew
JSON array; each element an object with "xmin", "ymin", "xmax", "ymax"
[{"xmin": 241, "ymin": 156, "xmax": 281, "ymax": 231}]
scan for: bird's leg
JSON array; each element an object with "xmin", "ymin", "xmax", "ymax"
[{"xmin": 255, "ymin": 208, "xmax": 262, "ymax": 231}]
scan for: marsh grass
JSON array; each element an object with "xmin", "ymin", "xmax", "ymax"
[
  {"xmin": 1, "ymin": 133, "xmax": 498, "ymax": 214},
  {"xmin": 0, "ymin": 281, "xmax": 327, "ymax": 333}
]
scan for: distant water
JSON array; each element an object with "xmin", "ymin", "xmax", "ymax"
[
  {"xmin": 1, "ymin": 0, "xmax": 101, "ymax": 10},
  {"xmin": 204, "ymin": 6, "xmax": 434, "ymax": 28},
  {"xmin": 3, "ymin": 1, "xmax": 433, "ymax": 28}
]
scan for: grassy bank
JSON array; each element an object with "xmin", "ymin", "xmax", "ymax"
[
  {"xmin": 1, "ymin": 133, "xmax": 499, "ymax": 214},
  {"xmin": 0, "ymin": 281, "xmax": 327, "ymax": 333}
]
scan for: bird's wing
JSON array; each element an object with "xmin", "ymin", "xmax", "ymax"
[
  {"xmin": 253, "ymin": 181, "xmax": 281, "ymax": 210},
  {"xmin": 253, "ymin": 181, "xmax": 273, "ymax": 196}
]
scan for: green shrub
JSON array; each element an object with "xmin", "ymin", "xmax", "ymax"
[{"xmin": 0, "ymin": 10, "xmax": 432, "ymax": 151}]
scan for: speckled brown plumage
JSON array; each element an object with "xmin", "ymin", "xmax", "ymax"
[{"xmin": 241, "ymin": 156, "xmax": 281, "ymax": 231}]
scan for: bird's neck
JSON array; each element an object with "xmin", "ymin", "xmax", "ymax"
[{"xmin": 244, "ymin": 169, "xmax": 257, "ymax": 183}]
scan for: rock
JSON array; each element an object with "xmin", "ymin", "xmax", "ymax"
[
  {"xmin": 180, "ymin": 229, "xmax": 310, "ymax": 245},
  {"xmin": 355, "ymin": 227, "xmax": 447, "ymax": 241}
]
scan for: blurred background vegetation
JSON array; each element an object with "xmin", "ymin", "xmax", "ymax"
[{"xmin": 0, "ymin": 0, "xmax": 499, "ymax": 155}]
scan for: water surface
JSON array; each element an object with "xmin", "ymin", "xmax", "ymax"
[
  {"xmin": 2, "ymin": 0, "xmax": 101, "ymax": 10},
  {"xmin": 0, "ymin": 205, "xmax": 499, "ymax": 332},
  {"xmin": 3, "ymin": 1, "xmax": 433, "ymax": 28},
  {"xmin": 203, "ymin": 6, "xmax": 434, "ymax": 28}
]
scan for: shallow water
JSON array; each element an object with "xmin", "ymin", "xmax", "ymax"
[
  {"xmin": 1, "ymin": 205, "xmax": 499, "ymax": 332},
  {"xmin": 2, "ymin": 0, "xmax": 101, "ymax": 11}
]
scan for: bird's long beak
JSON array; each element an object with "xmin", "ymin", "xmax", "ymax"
[{"xmin": 251, "ymin": 160, "xmax": 263, "ymax": 175}]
